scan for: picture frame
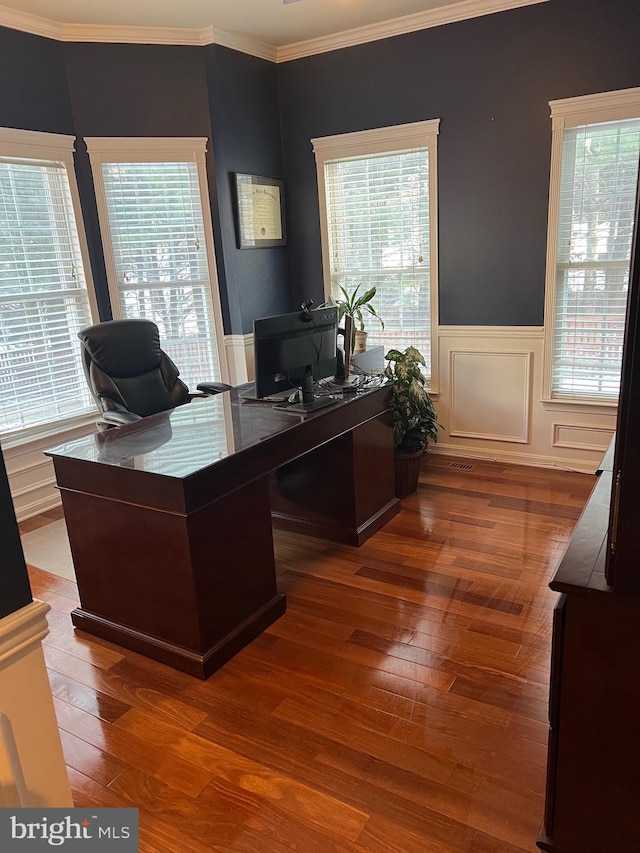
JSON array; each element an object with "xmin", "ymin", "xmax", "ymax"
[{"xmin": 232, "ymin": 173, "xmax": 287, "ymax": 249}]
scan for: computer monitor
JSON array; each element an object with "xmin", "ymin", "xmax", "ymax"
[{"xmin": 253, "ymin": 305, "xmax": 339, "ymax": 413}]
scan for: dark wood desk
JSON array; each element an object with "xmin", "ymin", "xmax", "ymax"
[{"xmin": 46, "ymin": 384, "xmax": 399, "ymax": 678}]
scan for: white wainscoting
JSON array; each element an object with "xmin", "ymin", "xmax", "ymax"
[
  {"xmin": 224, "ymin": 333, "xmax": 254, "ymax": 386},
  {"xmin": 436, "ymin": 327, "xmax": 616, "ymax": 473},
  {"xmin": 552, "ymin": 422, "xmax": 615, "ymax": 453},
  {"xmin": 4, "ymin": 327, "xmax": 616, "ymax": 521},
  {"xmin": 3, "ymin": 416, "xmax": 98, "ymax": 521},
  {"xmin": 449, "ymin": 349, "xmax": 532, "ymax": 443}
]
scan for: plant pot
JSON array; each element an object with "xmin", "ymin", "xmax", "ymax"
[
  {"xmin": 353, "ymin": 330, "xmax": 368, "ymax": 354},
  {"xmin": 394, "ymin": 450, "xmax": 423, "ymax": 498}
]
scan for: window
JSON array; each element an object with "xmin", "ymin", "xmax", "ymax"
[
  {"xmin": 543, "ymin": 89, "xmax": 640, "ymax": 403},
  {"xmin": 312, "ymin": 121, "xmax": 439, "ymax": 386},
  {"xmin": 0, "ymin": 128, "xmax": 97, "ymax": 437},
  {"xmin": 86, "ymin": 138, "xmax": 227, "ymax": 388}
]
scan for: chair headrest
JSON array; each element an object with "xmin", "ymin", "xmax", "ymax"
[{"xmin": 78, "ymin": 319, "xmax": 162, "ymax": 378}]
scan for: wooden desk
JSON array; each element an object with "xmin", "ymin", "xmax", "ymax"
[{"xmin": 46, "ymin": 384, "xmax": 399, "ymax": 678}]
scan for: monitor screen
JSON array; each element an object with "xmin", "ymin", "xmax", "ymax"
[{"xmin": 253, "ymin": 306, "xmax": 338, "ymax": 408}]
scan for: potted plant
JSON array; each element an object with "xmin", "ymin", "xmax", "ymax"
[
  {"xmin": 384, "ymin": 345, "xmax": 441, "ymax": 497},
  {"xmin": 336, "ymin": 283, "xmax": 384, "ymax": 353}
]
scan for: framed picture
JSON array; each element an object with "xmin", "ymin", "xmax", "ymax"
[{"xmin": 233, "ymin": 173, "xmax": 286, "ymax": 249}]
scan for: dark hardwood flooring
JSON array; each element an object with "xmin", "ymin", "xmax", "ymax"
[{"xmin": 19, "ymin": 455, "xmax": 596, "ymax": 853}]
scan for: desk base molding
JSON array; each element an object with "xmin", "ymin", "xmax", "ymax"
[
  {"xmin": 272, "ymin": 497, "xmax": 400, "ymax": 546},
  {"xmin": 71, "ymin": 593, "xmax": 286, "ymax": 679}
]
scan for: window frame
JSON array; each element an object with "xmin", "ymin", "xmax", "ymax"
[
  {"xmin": 542, "ymin": 87, "xmax": 640, "ymax": 408},
  {"xmin": 0, "ymin": 127, "xmax": 99, "ymax": 444},
  {"xmin": 85, "ymin": 136, "xmax": 229, "ymax": 385},
  {"xmin": 312, "ymin": 120, "xmax": 440, "ymax": 392}
]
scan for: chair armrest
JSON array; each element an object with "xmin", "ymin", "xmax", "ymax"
[
  {"xmin": 196, "ymin": 382, "xmax": 233, "ymax": 395},
  {"xmin": 99, "ymin": 411, "xmax": 143, "ymax": 426}
]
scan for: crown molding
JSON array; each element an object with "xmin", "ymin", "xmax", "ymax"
[
  {"xmin": 0, "ymin": 4, "xmax": 275, "ymax": 56},
  {"xmin": 60, "ymin": 23, "xmax": 207, "ymax": 46},
  {"xmin": 276, "ymin": 0, "xmax": 550, "ymax": 62},
  {"xmin": 0, "ymin": 0, "xmax": 548, "ymax": 61},
  {"xmin": 210, "ymin": 27, "xmax": 277, "ymax": 62},
  {"xmin": 0, "ymin": 2, "xmax": 60, "ymax": 39}
]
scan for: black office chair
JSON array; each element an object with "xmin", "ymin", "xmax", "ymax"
[{"xmin": 78, "ymin": 318, "xmax": 231, "ymax": 428}]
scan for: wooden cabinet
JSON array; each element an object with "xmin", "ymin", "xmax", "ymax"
[
  {"xmin": 605, "ymin": 194, "xmax": 640, "ymax": 595},
  {"xmin": 538, "ymin": 450, "xmax": 640, "ymax": 852},
  {"xmin": 539, "ymin": 189, "xmax": 640, "ymax": 851}
]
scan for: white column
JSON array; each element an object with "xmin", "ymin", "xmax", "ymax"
[{"xmin": 0, "ymin": 600, "xmax": 73, "ymax": 806}]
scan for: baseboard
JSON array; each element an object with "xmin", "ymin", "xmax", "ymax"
[
  {"xmin": 430, "ymin": 443, "xmax": 600, "ymax": 474},
  {"xmin": 12, "ymin": 490, "xmax": 61, "ymax": 523}
]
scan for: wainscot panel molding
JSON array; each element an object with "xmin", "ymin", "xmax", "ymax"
[
  {"xmin": 436, "ymin": 327, "xmax": 617, "ymax": 474},
  {"xmin": 224, "ymin": 333, "xmax": 254, "ymax": 386},
  {"xmin": 3, "ymin": 416, "xmax": 98, "ymax": 521},
  {"xmin": 0, "ymin": 601, "xmax": 73, "ymax": 807},
  {"xmin": 0, "ymin": 0, "xmax": 549, "ymax": 61},
  {"xmin": 439, "ymin": 325, "xmax": 545, "ymax": 338},
  {"xmin": 552, "ymin": 423, "xmax": 616, "ymax": 453},
  {"xmin": 5, "ymin": 326, "xmax": 617, "ymax": 512},
  {"xmin": 449, "ymin": 349, "xmax": 532, "ymax": 443}
]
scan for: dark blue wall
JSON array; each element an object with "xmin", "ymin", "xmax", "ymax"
[
  {"xmin": 2, "ymin": 0, "xmax": 640, "ymax": 330},
  {"xmin": 0, "ymin": 26, "xmax": 73, "ymax": 134},
  {"xmin": 205, "ymin": 45, "xmax": 290, "ymax": 334},
  {"xmin": 62, "ymin": 43, "xmax": 219, "ymax": 324},
  {"xmin": 0, "ymin": 31, "xmax": 289, "ymax": 336},
  {"xmin": 277, "ymin": 0, "xmax": 640, "ymax": 325}
]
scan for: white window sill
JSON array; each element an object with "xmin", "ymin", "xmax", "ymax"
[
  {"xmin": 541, "ymin": 397, "xmax": 617, "ymax": 416},
  {"xmin": 0, "ymin": 411, "xmax": 99, "ymax": 454}
]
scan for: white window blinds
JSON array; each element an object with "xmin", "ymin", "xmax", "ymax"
[
  {"xmin": 0, "ymin": 138, "xmax": 96, "ymax": 435},
  {"xmin": 551, "ymin": 118, "xmax": 640, "ymax": 400},
  {"xmin": 324, "ymin": 147, "xmax": 432, "ymax": 371},
  {"xmin": 88, "ymin": 141, "xmax": 224, "ymax": 389},
  {"xmin": 313, "ymin": 121, "xmax": 439, "ymax": 384}
]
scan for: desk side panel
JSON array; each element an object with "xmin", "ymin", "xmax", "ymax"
[
  {"xmin": 188, "ymin": 475, "xmax": 280, "ymax": 650},
  {"xmin": 60, "ymin": 489, "xmax": 201, "ymax": 650}
]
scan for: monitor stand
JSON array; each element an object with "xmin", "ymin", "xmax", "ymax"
[
  {"xmin": 282, "ymin": 396, "xmax": 337, "ymax": 414},
  {"xmin": 329, "ymin": 375, "xmax": 361, "ymax": 389},
  {"xmin": 275, "ymin": 369, "xmax": 337, "ymax": 414}
]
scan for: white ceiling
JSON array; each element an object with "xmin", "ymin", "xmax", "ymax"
[{"xmin": 0, "ymin": 0, "xmax": 470, "ymax": 47}]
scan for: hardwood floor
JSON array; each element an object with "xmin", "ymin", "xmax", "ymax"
[{"xmin": 20, "ymin": 455, "xmax": 595, "ymax": 853}]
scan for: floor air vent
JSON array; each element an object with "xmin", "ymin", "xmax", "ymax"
[{"xmin": 427, "ymin": 458, "xmax": 474, "ymax": 471}]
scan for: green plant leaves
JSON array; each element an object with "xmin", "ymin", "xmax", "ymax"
[
  {"xmin": 384, "ymin": 346, "xmax": 441, "ymax": 454},
  {"xmin": 336, "ymin": 284, "xmax": 384, "ymax": 332}
]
